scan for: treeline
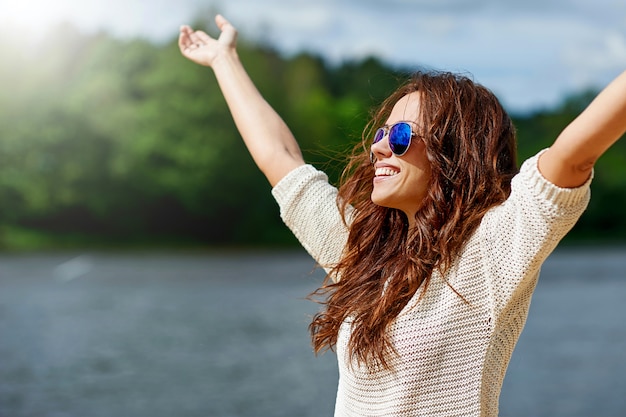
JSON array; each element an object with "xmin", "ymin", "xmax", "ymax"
[{"xmin": 0, "ymin": 23, "xmax": 625, "ymax": 249}]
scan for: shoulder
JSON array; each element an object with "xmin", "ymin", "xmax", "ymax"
[
  {"xmin": 270, "ymin": 164, "xmax": 348, "ymax": 270},
  {"xmin": 272, "ymin": 164, "xmax": 336, "ymax": 207}
]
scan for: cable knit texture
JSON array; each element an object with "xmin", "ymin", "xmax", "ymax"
[{"xmin": 271, "ymin": 151, "xmax": 591, "ymax": 417}]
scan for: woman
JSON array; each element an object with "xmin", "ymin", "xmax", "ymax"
[{"xmin": 179, "ymin": 15, "xmax": 626, "ymax": 417}]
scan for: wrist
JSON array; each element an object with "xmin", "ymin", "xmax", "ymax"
[{"xmin": 211, "ymin": 47, "xmax": 240, "ymax": 70}]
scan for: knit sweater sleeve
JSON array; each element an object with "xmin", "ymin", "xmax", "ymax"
[
  {"xmin": 479, "ymin": 150, "xmax": 592, "ymax": 314},
  {"xmin": 271, "ymin": 164, "xmax": 350, "ymax": 272}
]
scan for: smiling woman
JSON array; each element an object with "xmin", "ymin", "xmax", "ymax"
[
  {"xmin": 178, "ymin": 13, "xmax": 626, "ymax": 417},
  {"xmin": 369, "ymin": 95, "xmax": 432, "ymax": 223}
]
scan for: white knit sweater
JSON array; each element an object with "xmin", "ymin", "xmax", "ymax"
[{"xmin": 271, "ymin": 152, "xmax": 591, "ymax": 417}]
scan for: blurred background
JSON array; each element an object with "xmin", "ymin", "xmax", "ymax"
[{"xmin": 0, "ymin": 0, "xmax": 625, "ymax": 416}]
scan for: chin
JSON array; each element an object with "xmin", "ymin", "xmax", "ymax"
[{"xmin": 370, "ymin": 194, "xmax": 397, "ymax": 210}]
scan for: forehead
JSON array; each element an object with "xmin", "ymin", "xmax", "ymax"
[{"xmin": 386, "ymin": 92, "xmax": 422, "ymax": 124}]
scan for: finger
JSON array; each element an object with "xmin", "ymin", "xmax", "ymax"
[
  {"xmin": 188, "ymin": 30, "xmax": 205, "ymax": 45},
  {"xmin": 216, "ymin": 14, "xmax": 235, "ymax": 32},
  {"xmin": 195, "ymin": 31, "xmax": 212, "ymax": 43},
  {"xmin": 179, "ymin": 25, "xmax": 196, "ymax": 41},
  {"xmin": 179, "ymin": 25, "xmax": 194, "ymax": 41},
  {"xmin": 178, "ymin": 29, "xmax": 191, "ymax": 50},
  {"xmin": 215, "ymin": 14, "xmax": 237, "ymax": 44},
  {"xmin": 215, "ymin": 14, "xmax": 227, "ymax": 27}
]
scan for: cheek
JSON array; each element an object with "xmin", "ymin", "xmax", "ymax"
[
  {"xmin": 412, "ymin": 168, "xmax": 430, "ymax": 196},
  {"xmin": 407, "ymin": 159, "xmax": 432, "ymax": 199},
  {"xmin": 406, "ymin": 149, "xmax": 431, "ymax": 184}
]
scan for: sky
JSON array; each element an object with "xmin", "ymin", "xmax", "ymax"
[{"xmin": 1, "ymin": 0, "xmax": 625, "ymax": 112}]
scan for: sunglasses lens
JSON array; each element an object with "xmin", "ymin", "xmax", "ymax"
[
  {"xmin": 373, "ymin": 128, "xmax": 385, "ymax": 144},
  {"xmin": 388, "ymin": 122, "xmax": 412, "ymax": 155}
]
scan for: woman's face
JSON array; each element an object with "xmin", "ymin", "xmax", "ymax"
[{"xmin": 370, "ymin": 92, "xmax": 431, "ymax": 224}]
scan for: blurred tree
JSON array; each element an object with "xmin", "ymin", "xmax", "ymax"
[{"xmin": 0, "ymin": 24, "xmax": 624, "ymax": 249}]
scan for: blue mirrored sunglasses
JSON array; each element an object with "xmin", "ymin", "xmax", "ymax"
[{"xmin": 370, "ymin": 121, "xmax": 416, "ymax": 163}]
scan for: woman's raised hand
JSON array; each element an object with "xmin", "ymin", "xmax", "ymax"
[
  {"xmin": 178, "ymin": 13, "xmax": 304, "ymax": 186},
  {"xmin": 178, "ymin": 15, "xmax": 238, "ymax": 67}
]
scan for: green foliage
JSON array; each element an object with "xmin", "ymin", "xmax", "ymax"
[{"xmin": 0, "ymin": 24, "xmax": 624, "ymax": 249}]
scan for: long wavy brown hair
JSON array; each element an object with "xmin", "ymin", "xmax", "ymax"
[{"xmin": 309, "ymin": 71, "xmax": 518, "ymax": 369}]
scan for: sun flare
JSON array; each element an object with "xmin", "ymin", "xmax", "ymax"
[{"xmin": 1, "ymin": 0, "xmax": 97, "ymax": 36}]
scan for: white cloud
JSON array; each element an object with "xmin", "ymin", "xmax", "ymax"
[{"xmin": 209, "ymin": 0, "xmax": 624, "ymax": 111}]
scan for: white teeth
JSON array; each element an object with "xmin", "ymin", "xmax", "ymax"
[{"xmin": 375, "ymin": 168, "xmax": 399, "ymax": 177}]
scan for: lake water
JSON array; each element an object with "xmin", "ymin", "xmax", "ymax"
[{"xmin": 0, "ymin": 248, "xmax": 625, "ymax": 417}]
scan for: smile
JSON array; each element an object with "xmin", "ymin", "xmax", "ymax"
[{"xmin": 375, "ymin": 167, "xmax": 399, "ymax": 177}]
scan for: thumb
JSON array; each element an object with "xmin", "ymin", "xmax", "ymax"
[
  {"xmin": 215, "ymin": 14, "xmax": 237, "ymax": 45},
  {"xmin": 215, "ymin": 14, "xmax": 233, "ymax": 31}
]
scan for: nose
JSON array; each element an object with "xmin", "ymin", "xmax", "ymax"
[{"xmin": 370, "ymin": 132, "xmax": 392, "ymax": 163}]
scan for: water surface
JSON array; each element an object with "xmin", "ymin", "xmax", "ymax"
[{"xmin": 0, "ymin": 248, "xmax": 625, "ymax": 416}]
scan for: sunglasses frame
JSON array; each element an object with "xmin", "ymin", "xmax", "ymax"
[{"xmin": 370, "ymin": 121, "xmax": 417, "ymax": 163}]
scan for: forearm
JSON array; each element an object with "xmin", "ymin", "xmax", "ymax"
[
  {"xmin": 560, "ymin": 70, "xmax": 626, "ymax": 158},
  {"xmin": 540, "ymin": 70, "xmax": 626, "ymax": 187},
  {"xmin": 211, "ymin": 50, "xmax": 305, "ymax": 186}
]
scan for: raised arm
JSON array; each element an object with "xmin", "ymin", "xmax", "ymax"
[
  {"xmin": 179, "ymin": 15, "xmax": 305, "ymax": 186},
  {"xmin": 539, "ymin": 70, "xmax": 626, "ymax": 188}
]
